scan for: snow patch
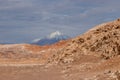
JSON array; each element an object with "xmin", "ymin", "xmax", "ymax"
[
  {"xmin": 32, "ymin": 38, "xmax": 41, "ymax": 43},
  {"xmin": 48, "ymin": 31, "xmax": 63, "ymax": 39}
]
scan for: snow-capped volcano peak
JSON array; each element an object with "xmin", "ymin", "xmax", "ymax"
[
  {"xmin": 32, "ymin": 31, "xmax": 70, "ymax": 46},
  {"xmin": 48, "ymin": 31, "xmax": 63, "ymax": 39}
]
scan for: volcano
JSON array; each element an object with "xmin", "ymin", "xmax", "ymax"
[{"xmin": 32, "ymin": 31, "xmax": 70, "ymax": 45}]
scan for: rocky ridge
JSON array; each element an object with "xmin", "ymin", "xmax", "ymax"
[{"xmin": 50, "ymin": 18, "xmax": 120, "ymax": 64}]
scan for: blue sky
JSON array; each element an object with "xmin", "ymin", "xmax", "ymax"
[{"xmin": 0, "ymin": 0, "xmax": 120, "ymax": 43}]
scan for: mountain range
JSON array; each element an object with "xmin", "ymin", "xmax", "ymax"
[{"xmin": 32, "ymin": 31, "xmax": 70, "ymax": 45}]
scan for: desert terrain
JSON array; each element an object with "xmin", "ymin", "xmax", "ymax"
[{"xmin": 0, "ymin": 19, "xmax": 120, "ymax": 80}]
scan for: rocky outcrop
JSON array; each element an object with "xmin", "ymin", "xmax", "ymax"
[{"xmin": 50, "ymin": 18, "xmax": 120, "ymax": 64}]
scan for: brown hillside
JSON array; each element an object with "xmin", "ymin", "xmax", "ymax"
[
  {"xmin": 50, "ymin": 18, "xmax": 120, "ymax": 64},
  {"xmin": 0, "ymin": 40, "xmax": 69, "ymax": 64}
]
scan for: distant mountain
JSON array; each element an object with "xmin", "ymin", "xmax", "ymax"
[{"xmin": 32, "ymin": 31, "xmax": 70, "ymax": 46}]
